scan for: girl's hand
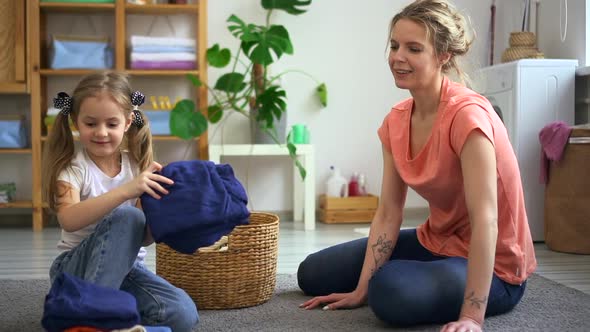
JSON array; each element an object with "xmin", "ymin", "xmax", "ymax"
[
  {"xmin": 121, "ymin": 161, "xmax": 174, "ymax": 200},
  {"xmin": 440, "ymin": 317, "xmax": 482, "ymax": 332},
  {"xmin": 299, "ymin": 290, "xmax": 365, "ymax": 311}
]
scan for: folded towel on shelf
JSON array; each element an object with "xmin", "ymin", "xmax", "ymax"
[
  {"xmin": 130, "ymin": 35, "xmax": 195, "ymax": 48},
  {"xmin": 132, "ymin": 45, "xmax": 195, "ymax": 54},
  {"xmin": 130, "ymin": 60, "xmax": 196, "ymax": 70},
  {"xmin": 130, "ymin": 52, "xmax": 196, "ymax": 62}
]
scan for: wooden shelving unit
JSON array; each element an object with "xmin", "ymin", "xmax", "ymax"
[
  {"xmin": 0, "ymin": 1, "xmax": 27, "ymax": 94},
  {"xmin": 40, "ymin": 3, "xmax": 115, "ymax": 13},
  {"xmin": 40, "ymin": 69, "xmax": 199, "ymax": 76},
  {"xmin": 41, "ymin": 135, "xmax": 198, "ymax": 142},
  {"xmin": 0, "ymin": 83, "xmax": 28, "ymax": 94},
  {"xmin": 0, "ymin": 148, "xmax": 32, "ymax": 154},
  {"xmin": 0, "ymin": 201, "xmax": 33, "ymax": 209},
  {"xmin": 28, "ymin": 0, "xmax": 208, "ymax": 231},
  {"xmin": 0, "ymin": 0, "xmax": 31, "ymax": 221}
]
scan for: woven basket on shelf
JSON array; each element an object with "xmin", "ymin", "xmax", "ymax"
[
  {"xmin": 501, "ymin": 31, "xmax": 545, "ymax": 63},
  {"xmin": 156, "ymin": 212, "xmax": 280, "ymax": 309},
  {"xmin": 509, "ymin": 32, "xmax": 536, "ymax": 47},
  {"xmin": 501, "ymin": 47, "xmax": 541, "ymax": 63}
]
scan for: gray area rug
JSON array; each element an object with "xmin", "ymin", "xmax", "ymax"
[{"xmin": 1, "ymin": 274, "xmax": 589, "ymax": 332}]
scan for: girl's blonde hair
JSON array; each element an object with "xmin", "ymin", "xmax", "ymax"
[
  {"xmin": 390, "ymin": 0, "xmax": 475, "ymax": 84},
  {"xmin": 42, "ymin": 71, "xmax": 153, "ymax": 213}
]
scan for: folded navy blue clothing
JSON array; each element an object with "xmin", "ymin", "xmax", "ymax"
[
  {"xmin": 41, "ymin": 272, "xmax": 140, "ymax": 332},
  {"xmin": 141, "ymin": 160, "xmax": 250, "ymax": 254}
]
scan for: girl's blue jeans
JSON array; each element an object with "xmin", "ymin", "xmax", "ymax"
[
  {"xmin": 49, "ymin": 205, "xmax": 198, "ymax": 332},
  {"xmin": 297, "ymin": 228, "xmax": 526, "ymax": 326}
]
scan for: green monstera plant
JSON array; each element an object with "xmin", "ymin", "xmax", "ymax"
[{"xmin": 169, "ymin": 0, "xmax": 327, "ymax": 180}]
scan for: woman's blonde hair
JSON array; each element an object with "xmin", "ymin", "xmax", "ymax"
[
  {"xmin": 390, "ymin": 0, "xmax": 475, "ymax": 84},
  {"xmin": 42, "ymin": 71, "xmax": 153, "ymax": 213}
]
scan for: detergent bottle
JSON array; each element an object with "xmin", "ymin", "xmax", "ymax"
[{"xmin": 325, "ymin": 166, "xmax": 348, "ymax": 197}]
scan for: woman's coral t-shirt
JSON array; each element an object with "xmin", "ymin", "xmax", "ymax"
[{"xmin": 378, "ymin": 76, "xmax": 536, "ymax": 285}]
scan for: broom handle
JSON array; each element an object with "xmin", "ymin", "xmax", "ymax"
[{"xmin": 490, "ymin": 0, "xmax": 496, "ymax": 66}]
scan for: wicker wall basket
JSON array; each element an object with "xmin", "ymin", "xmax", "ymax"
[{"xmin": 156, "ymin": 212, "xmax": 280, "ymax": 309}]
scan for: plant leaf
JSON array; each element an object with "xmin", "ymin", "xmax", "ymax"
[
  {"xmin": 316, "ymin": 83, "xmax": 327, "ymax": 107},
  {"xmin": 240, "ymin": 25, "xmax": 292, "ymax": 65},
  {"xmin": 256, "ymin": 85, "xmax": 287, "ymax": 128},
  {"xmin": 208, "ymin": 104, "xmax": 223, "ymax": 123},
  {"xmin": 287, "ymin": 142, "xmax": 306, "ymax": 180},
  {"xmin": 227, "ymin": 15, "xmax": 260, "ymax": 42},
  {"xmin": 170, "ymin": 100, "xmax": 208, "ymax": 139},
  {"xmin": 207, "ymin": 44, "xmax": 231, "ymax": 68},
  {"xmin": 214, "ymin": 73, "xmax": 247, "ymax": 93},
  {"xmin": 261, "ymin": 0, "xmax": 311, "ymax": 15},
  {"xmin": 186, "ymin": 73, "xmax": 202, "ymax": 87},
  {"xmin": 268, "ymin": 25, "xmax": 293, "ymax": 55}
]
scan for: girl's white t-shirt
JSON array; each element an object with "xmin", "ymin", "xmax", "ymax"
[{"xmin": 56, "ymin": 148, "xmax": 146, "ymax": 261}]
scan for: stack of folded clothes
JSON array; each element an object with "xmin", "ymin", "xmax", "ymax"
[
  {"xmin": 129, "ymin": 35, "xmax": 196, "ymax": 70},
  {"xmin": 42, "ymin": 273, "xmax": 171, "ymax": 332}
]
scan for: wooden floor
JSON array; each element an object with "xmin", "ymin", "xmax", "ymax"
[{"xmin": 0, "ymin": 220, "xmax": 589, "ymax": 295}]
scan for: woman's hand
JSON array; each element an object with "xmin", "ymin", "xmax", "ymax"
[
  {"xmin": 121, "ymin": 161, "xmax": 174, "ymax": 200},
  {"xmin": 299, "ymin": 290, "xmax": 366, "ymax": 311},
  {"xmin": 440, "ymin": 317, "xmax": 482, "ymax": 332}
]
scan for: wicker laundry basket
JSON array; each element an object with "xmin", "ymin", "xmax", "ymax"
[{"xmin": 156, "ymin": 212, "xmax": 280, "ymax": 309}]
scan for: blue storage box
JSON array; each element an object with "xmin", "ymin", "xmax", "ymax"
[
  {"xmin": 144, "ymin": 111, "xmax": 171, "ymax": 136},
  {"xmin": 49, "ymin": 35, "xmax": 113, "ymax": 70},
  {"xmin": 0, "ymin": 116, "xmax": 27, "ymax": 148}
]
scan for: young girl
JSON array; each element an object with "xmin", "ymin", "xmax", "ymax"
[
  {"xmin": 298, "ymin": 1, "xmax": 536, "ymax": 332},
  {"xmin": 42, "ymin": 71, "xmax": 198, "ymax": 332}
]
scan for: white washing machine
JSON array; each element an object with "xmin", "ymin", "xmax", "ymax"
[{"xmin": 475, "ymin": 59, "xmax": 578, "ymax": 242}]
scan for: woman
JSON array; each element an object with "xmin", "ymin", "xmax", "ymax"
[{"xmin": 297, "ymin": 1, "xmax": 536, "ymax": 331}]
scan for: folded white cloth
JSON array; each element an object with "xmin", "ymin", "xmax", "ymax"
[
  {"xmin": 130, "ymin": 35, "xmax": 196, "ymax": 48},
  {"xmin": 131, "ymin": 52, "xmax": 196, "ymax": 62},
  {"xmin": 47, "ymin": 107, "xmax": 60, "ymax": 116},
  {"xmin": 112, "ymin": 325, "xmax": 147, "ymax": 332},
  {"xmin": 132, "ymin": 45, "xmax": 195, "ymax": 53}
]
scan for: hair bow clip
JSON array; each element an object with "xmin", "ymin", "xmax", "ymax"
[
  {"xmin": 130, "ymin": 91, "xmax": 145, "ymax": 128},
  {"xmin": 54, "ymin": 92, "xmax": 73, "ymax": 116}
]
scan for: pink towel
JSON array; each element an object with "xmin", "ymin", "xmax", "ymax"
[{"xmin": 539, "ymin": 121, "xmax": 572, "ymax": 183}]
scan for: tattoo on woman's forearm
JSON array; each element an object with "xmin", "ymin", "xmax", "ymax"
[
  {"xmin": 465, "ymin": 291, "xmax": 488, "ymax": 309},
  {"xmin": 370, "ymin": 233, "xmax": 394, "ymax": 274}
]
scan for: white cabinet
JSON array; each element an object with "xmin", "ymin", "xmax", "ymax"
[{"xmin": 476, "ymin": 59, "xmax": 578, "ymax": 241}]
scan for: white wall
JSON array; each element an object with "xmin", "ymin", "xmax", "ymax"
[
  {"xmin": 495, "ymin": 0, "xmax": 588, "ymax": 66},
  {"xmin": 492, "ymin": 0, "xmax": 528, "ymax": 66},
  {"xmin": 208, "ymin": 0, "xmax": 490, "ymax": 211},
  {"xmin": 535, "ymin": 0, "xmax": 587, "ymax": 66}
]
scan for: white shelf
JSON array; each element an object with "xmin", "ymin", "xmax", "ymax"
[
  {"xmin": 209, "ymin": 144, "xmax": 316, "ymax": 230},
  {"xmin": 209, "ymin": 144, "xmax": 313, "ymax": 156},
  {"xmin": 577, "ymin": 66, "xmax": 590, "ymax": 77}
]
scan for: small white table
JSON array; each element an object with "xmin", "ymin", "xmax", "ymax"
[{"xmin": 209, "ymin": 144, "xmax": 316, "ymax": 230}]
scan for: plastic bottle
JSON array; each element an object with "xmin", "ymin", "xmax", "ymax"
[
  {"xmin": 348, "ymin": 172, "xmax": 360, "ymax": 196},
  {"xmin": 326, "ymin": 166, "xmax": 348, "ymax": 197},
  {"xmin": 357, "ymin": 173, "xmax": 367, "ymax": 196}
]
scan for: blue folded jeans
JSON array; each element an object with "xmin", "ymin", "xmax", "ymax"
[
  {"xmin": 49, "ymin": 205, "xmax": 198, "ymax": 332},
  {"xmin": 297, "ymin": 228, "xmax": 526, "ymax": 326}
]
